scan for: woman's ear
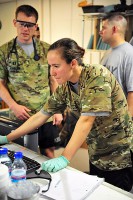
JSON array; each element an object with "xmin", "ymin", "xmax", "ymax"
[{"xmin": 71, "ymin": 59, "xmax": 77, "ymax": 69}]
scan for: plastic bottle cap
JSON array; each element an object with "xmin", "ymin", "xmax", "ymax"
[
  {"xmin": 0, "ymin": 147, "xmax": 8, "ymax": 155},
  {"xmin": 14, "ymin": 152, "xmax": 23, "ymax": 159}
]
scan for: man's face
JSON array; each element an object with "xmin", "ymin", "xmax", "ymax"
[
  {"xmin": 13, "ymin": 12, "xmax": 37, "ymax": 43},
  {"xmin": 99, "ymin": 19, "xmax": 113, "ymax": 44},
  {"xmin": 33, "ymin": 30, "xmax": 40, "ymax": 40}
]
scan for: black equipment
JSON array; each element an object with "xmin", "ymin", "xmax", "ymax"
[
  {"xmin": 2, "ymin": 147, "xmax": 41, "ymax": 174},
  {"xmin": 0, "ymin": 116, "xmax": 39, "ymax": 152},
  {"xmin": 33, "ymin": 38, "xmax": 40, "ymax": 61},
  {"xmin": 0, "ymin": 116, "xmax": 25, "ymax": 146},
  {"xmin": 98, "ymin": 0, "xmax": 133, "ymax": 13}
]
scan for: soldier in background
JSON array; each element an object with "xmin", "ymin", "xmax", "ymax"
[
  {"xmin": 0, "ymin": 4, "xmax": 62, "ymax": 157},
  {"xmin": 33, "ymin": 26, "xmax": 40, "ymax": 40},
  {"xmin": 99, "ymin": 13, "xmax": 133, "ymax": 117},
  {"xmin": 1, "ymin": 38, "xmax": 133, "ymax": 191}
]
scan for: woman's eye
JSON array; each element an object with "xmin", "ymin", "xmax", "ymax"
[{"xmin": 55, "ymin": 65, "xmax": 60, "ymax": 68}]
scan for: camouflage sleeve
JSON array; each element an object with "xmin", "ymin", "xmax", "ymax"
[
  {"xmin": 59, "ymin": 109, "xmax": 79, "ymax": 145},
  {"xmin": 39, "ymin": 41, "xmax": 54, "ymax": 94},
  {"xmin": 42, "ymin": 85, "xmax": 67, "ymax": 115},
  {"xmin": 43, "ymin": 41, "xmax": 50, "ymax": 51},
  {"xmin": 0, "ymin": 44, "xmax": 8, "ymax": 79},
  {"xmin": 39, "ymin": 41, "xmax": 50, "ymax": 58}
]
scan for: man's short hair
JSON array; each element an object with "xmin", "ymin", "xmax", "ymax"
[
  {"xmin": 102, "ymin": 12, "xmax": 127, "ymax": 34},
  {"xmin": 102, "ymin": 12, "xmax": 126, "ymax": 22},
  {"xmin": 15, "ymin": 5, "xmax": 38, "ymax": 22}
]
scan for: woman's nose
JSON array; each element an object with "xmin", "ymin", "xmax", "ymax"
[{"xmin": 50, "ymin": 67, "xmax": 55, "ymax": 76}]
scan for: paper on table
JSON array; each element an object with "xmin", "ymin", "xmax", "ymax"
[{"xmin": 40, "ymin": 168, "xmax": 104, "ymax": 200}]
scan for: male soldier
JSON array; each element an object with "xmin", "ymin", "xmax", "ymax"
[
  {"xmin": 99, "ymin": 13, "xmax": 133, "ymax": 117},
  {"xmin": 33, "ymin": 26, "xmax": 40, "ymax": 40},
  {"xmin": 0, "ymin": 4, "xmax": 62, "ymax": 157}
]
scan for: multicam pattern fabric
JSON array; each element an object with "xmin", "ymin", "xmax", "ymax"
[
  {"xmin": 0, "ymin": 39, "xmax": 50, "ymax": 119},
  {"xmin": 59, "ymin": 109, "xmax": 79, "ymax": 145},
  {"xmin": 42, "ymin": 64, "xmax": 133, "ymax": 170}
]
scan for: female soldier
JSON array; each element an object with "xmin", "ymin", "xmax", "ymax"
[{"xmin": 1, "ymin": 38, "xmax": 133, "ymax": 191}]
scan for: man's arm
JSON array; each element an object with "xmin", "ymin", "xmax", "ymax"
[
  {"xmin": 127, "ymin": 92, "xmax": 133, "ymax": 117},
  {"xmin": 0, "ymin": 80, "xmax": 31, "ymax": 120},
  {"xmin": 6, "ymin": 111, "xmax": 50, "ymax": 142},
  {"xmin": 0, "ymin": 79, "xmax": 16, "ymax": 109}
]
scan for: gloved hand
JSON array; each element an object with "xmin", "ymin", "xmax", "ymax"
[
  {"xmin": 41, "ymin": 155, "xmax": 70, "ymax": 172},
  {"xmin": 0, "ymin": 136, "xmax": 9, "ymax": 144}
]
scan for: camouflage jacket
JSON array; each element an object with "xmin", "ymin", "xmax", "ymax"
[
  {"xmin": 42, "ymin": 64, "xmax": 133, "ymax": 170},
  {"xmin": 0, "ymin": 38, "xmax": 50, "ymax": 118}
]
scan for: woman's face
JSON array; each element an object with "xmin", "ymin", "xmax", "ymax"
[{"xmin": 47, "ymin": 50, "xmax": 75, "ymax": 85}]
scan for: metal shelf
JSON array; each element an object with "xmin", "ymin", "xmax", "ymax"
[{"xmin": 81, "ymin": 12, "xmax": 133, "ymax": 48}]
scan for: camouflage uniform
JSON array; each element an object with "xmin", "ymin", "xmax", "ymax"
[
  {"xmin": 0, "ymin": 39, "xmax": 50, "ymax": 119},
  {"xmin": 59, "ymin": 108, "xmax": 79, "ymax": 146},
  {"xmin": 42, "ymin": 64, "xmax": 133, "ymax": 171}
]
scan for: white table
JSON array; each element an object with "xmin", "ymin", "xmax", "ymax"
[{"xmin": 3, "ymin": 143, "xmax": 133, "ymax": 200}]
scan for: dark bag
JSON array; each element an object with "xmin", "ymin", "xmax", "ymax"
[{"xmin": 38, "ymin": 122, "xmax": 61, "ymax": 148}]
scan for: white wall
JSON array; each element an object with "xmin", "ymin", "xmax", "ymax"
[
  {"xmin": 0, "ymin": 0, "xmax": 132, "ymax": 47},
  {"xmin": 44, "ymin": 0, "xmax": 132, "ymax": 47},
  {"xmin": 0, "ymin": 1, "xmax": 16, "ymax": 45}
]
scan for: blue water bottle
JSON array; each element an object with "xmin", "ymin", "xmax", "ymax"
[
  {"xmin": 0, "ymin": 147, "xmax": 12, "ymax": 175},
  {"xmin": 11, "ymin": 152, "xmax": 27, "ymax": 183}
]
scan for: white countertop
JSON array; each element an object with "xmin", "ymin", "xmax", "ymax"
[{"xmin": 3, "ymin": 143, "xmax": 133, "ymax": 200}]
